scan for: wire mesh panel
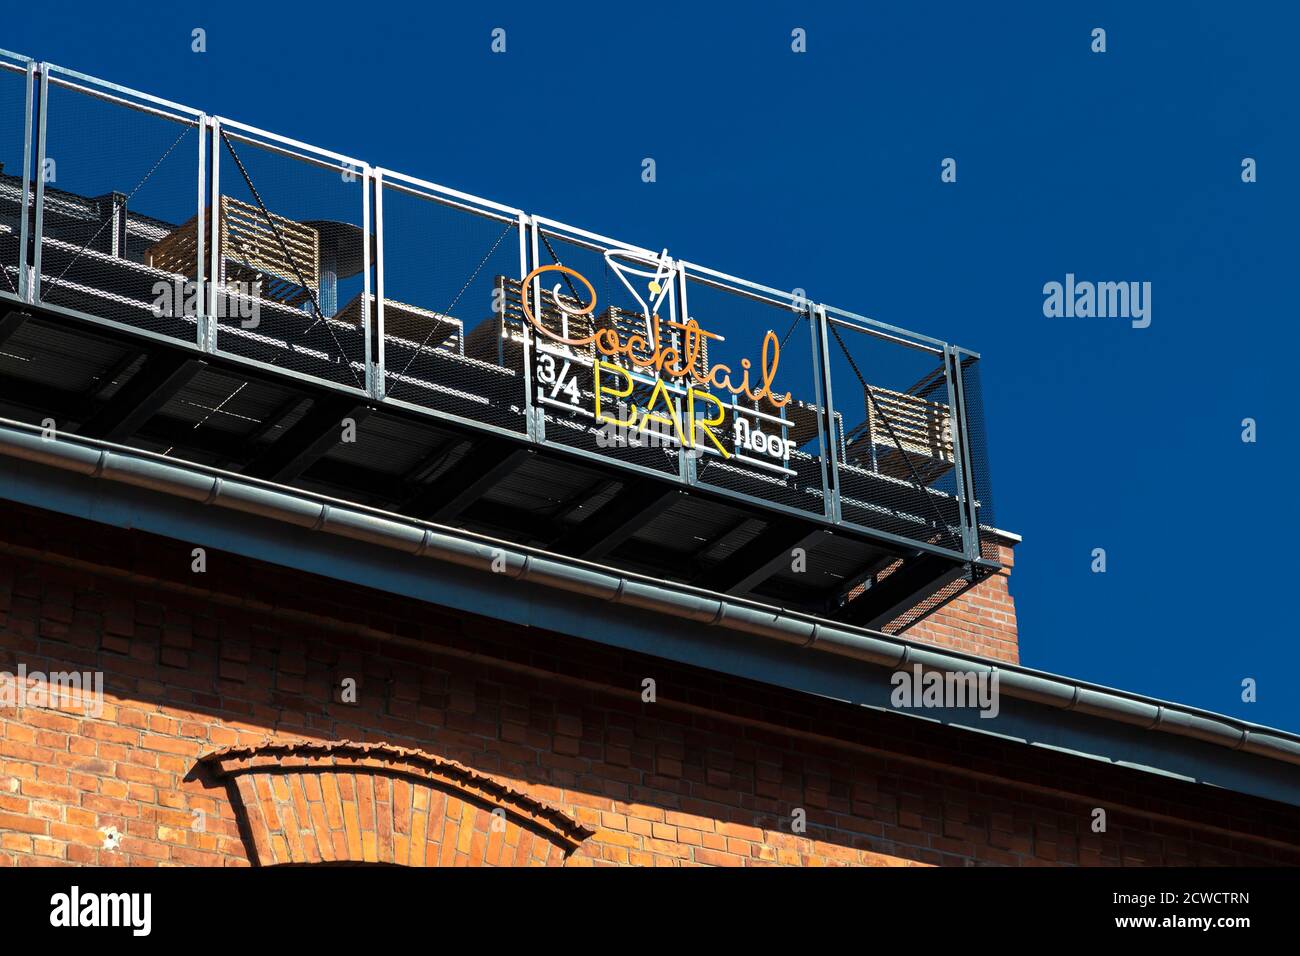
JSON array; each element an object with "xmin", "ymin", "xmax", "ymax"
[
  {"xmin": 527, "ymin": 222, "xmax": 688, "ymax": 479},
  {"xmin": 36, "ymin": 71, "xmax": 203, "ymax": 344},
  {"xmin": 682, "ymin": 266, "xmax": 828, "ymax": 516},
  {"xmin": 378, "ymin": 172, "xmax": 526, "ymax": 434},
  {"xmin": 0, "ymin": 53, "xmax": 31, "ymax": 303},
  {"xmin": 822, "ymin": 308, "xmax": 966, "ymax": 557},
  {"xmin": 211, "ymin": 122, "xmax": 367, "ymax": 394}
]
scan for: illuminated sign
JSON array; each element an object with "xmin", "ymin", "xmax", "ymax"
[{"xmin": 520, "ymin": 251, "xmax": 799, "ymax": 470}]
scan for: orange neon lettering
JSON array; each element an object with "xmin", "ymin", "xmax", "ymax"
[{"xmin": 520, "ymin": 264, "xmax": 792, "ymax": 408}]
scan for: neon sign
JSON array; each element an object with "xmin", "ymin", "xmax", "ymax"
[{"xmin": 520, "ymin": 254, "xmax": 797, "ymax": 467}]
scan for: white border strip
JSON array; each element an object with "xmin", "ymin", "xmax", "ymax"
[
  {"xmin": 377, "ymin": 167, "xmax": 524, "ymax": 218},
  {"xmin": 47, "ymin": 75, "xmax": 199, "ymax": 126},
  {"xmin": 532, "ymin": 215, "xmax": 661, "ymax": 260},
  {"xmin": 214, "ymin": 115, "xmax": 366, "ymax": 169},
  {"xmin": 45, "ymin": 62, "xmax": 203, "ymax": 117}
]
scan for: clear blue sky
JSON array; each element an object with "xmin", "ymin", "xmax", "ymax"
[{"xmin": 7, "ymin": 2, "xmax": 1296, "ymax": 728}]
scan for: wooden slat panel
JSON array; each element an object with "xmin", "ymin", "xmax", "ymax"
[
  {"xmin": 848, "ymin": 384, "xmax": 954, "ymax": 484},
  {"xmin": 143, "ymin": 214, "xmax": 199, "ymax": 275},
  {"xmin": 142, "ymin": 196, "xmax": 321, "ymax": 309}
]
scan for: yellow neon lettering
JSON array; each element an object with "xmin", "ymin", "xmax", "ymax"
[
  {"xmin": 640, "ymin": 378, "xmax": 686, "ymax": 446},
  {"xmin": 689, "ymin": 389, "xmax": 730, "ymax": 459},
  {"xmin": 594, "ymin": 360, "xmax": 635, "ymax": 426}
]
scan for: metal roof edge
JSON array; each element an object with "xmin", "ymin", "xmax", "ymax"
[{"xmin": 0, "ymin": 416, "xmax": 1294, "ymax": 773}]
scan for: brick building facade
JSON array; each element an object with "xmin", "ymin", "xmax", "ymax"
[
  {"xmin": 2, "ymin": 499, "xmax": 1297, "ymax": 868},
  {"xmin": 1, "ymin": 42, "xmax": 1297, "ymax": 882}
]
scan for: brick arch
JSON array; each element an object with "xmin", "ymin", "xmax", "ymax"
[{"xmin": 199, "ymin": 740, "xmax": 593, "ymax": 867}]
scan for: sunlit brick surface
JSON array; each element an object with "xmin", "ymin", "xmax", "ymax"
[
  {"xmin": 210, "ymin": 743, "xmax": 581, "ymax": 866},
  {"xmin": 907, "ymin": 540, "xmax": 1019, "ymax": 662},
  {"xmin": 0, "ymin": 502, "xmax": 1296, "ymax": 866}
]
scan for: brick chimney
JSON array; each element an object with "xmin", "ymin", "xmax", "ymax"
[{"xmin": 905, "ymin": 530, "xmax": 1020, "ymax": 663}]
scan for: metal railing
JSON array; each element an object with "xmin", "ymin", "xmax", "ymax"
[{"xmin": 0, "ymin": 55, "xmax": 998, "ymax": 568}]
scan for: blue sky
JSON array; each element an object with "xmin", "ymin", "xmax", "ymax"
[{"xmin": 6, "ymin": 2, "xmax": 1297, "ymax": 728}]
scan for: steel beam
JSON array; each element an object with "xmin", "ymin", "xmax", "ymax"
[
  {"xmin": 458, "ymin": 499, "xmax": 565, "ymax": 542},
  {"xmin": 0, "ymin": 377, "xmax": 91, "ymax": 422},
  {"xmin": 244, "ymin": 397, "xmax": 373, "ymax": 482},
  {"xmin": 404, "ymin": 438, "xmax": 533, "ymax": 523},
  {"xmin": 549, "ymin": 477, "xmax": 683, "ymax": 560},
  {"xmin": 0, "ymin": 311, "xmax": 29, "ymax": 349},
  {"xmin": 693, "ymin": 519, "xmax": 831, "ymax": 596},
  {"xmin": 77, "ymin": 355, "xmax": 206, "ymax": 443}
]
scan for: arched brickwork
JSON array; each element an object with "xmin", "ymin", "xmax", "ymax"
[{"xmin": 199, "ymin": 740, "xmax": 593, "ymax": 867}]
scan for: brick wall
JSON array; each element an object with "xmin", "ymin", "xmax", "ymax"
[
  {"xmin": 0, "ymin": 501, "xmax": 1296, "ymax": 867},
  {"xmin": 906, "ymin": 537, "xmax": 1019, "ymax": 663}
]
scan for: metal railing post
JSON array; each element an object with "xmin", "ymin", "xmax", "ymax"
[
  {"xmin": 206, "ymin": 117, "xmax": 221, "ymax": 352},
  {"xmin": 806, "ymin": 299, "xmax": 832, "ymax": 518},
  {"xmin": 361, "ymin": 164, "xmax": 372, "ymax": 398},
  {"xmin": 813, "ymin": 304, "xmax": 842, "ymax": 522},
  {"xmin": 524, "ymin": 216, "xmax": 543, "ymax": 443},
  {"xmin": 17, "ymin": 60, "xmax": 34, "ymax": 302},
  {"xmin": 943, "ymin": 345, "xmax": 976, "ymax": 560},
  {"xmin": 195, "ymin": 113, "xmax": 207, "ymax": 349},
  {"xmin": 372, "ymin": 169, "xmax": 385, "ymax": 400},
  {"xmin": 30, "ymin": 63, "xmax": 49, "ymax": 303},
  {"xmin": 677, "ymin": 263, "xmax": 695, "ymax": 485},
  {"xmin": 949, "ymin": 348, "xmax": 982, "ymax": 561}
]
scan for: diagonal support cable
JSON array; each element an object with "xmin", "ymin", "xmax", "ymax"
[
  {"xmin": 43, "ymin": 124, "xmax": 193, "ymax": 295},
  {"xmin": 389, "ymin": 218, "xmax": 514, "ymax": 385},
  {"xmin": 169, "ymin": 134, "xmax": 367, "ymax": 455},
  {"xmin": 540, "ymin": 232, "xmax": 585, "ymax": 303},
  {"xmin": 829, "ymin": 322, "xmax": 952, "ymax": 534},
  {"xmin": 219, "ymin": 131, "xmax": 361, "ymax": 388}
]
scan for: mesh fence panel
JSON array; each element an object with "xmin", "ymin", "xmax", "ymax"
[
  {"xmin": 684, "ymin": 273, "xmax": 827, "ymax": 515},
  {"xmin": 213, "ymin": 130, "xmax": 366, "ymax": 393},
  {"xmin": 37, "ymin": 78, "xmax": 201, "ymax": 343},
  {"xmin": 380, "ymin": 178, "xmax": 526, "ymax": 433},
  {"xmin": 823, "ymin": 315, "xmax": 964, "ymax": 555},
  {"xmin": 0, "ymin": 59, "xmax": 29, "ymax": 301}
]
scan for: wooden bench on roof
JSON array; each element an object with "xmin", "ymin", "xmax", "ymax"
[
  {"xmin": 845, "ymin": 366, "xmax": 955, "ymax": 484},
  {"xmin": 144, "ymin": 195, "xmax": 320, "ymax": 308}
]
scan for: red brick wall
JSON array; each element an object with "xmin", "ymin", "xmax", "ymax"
[
  {"xmin": 907, "ymin": 538, "xmax": 1019, "ymax": 663},
  {"xmin": 0, "ymin": 502, "xmax": 1296, "ymax": 867}
]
